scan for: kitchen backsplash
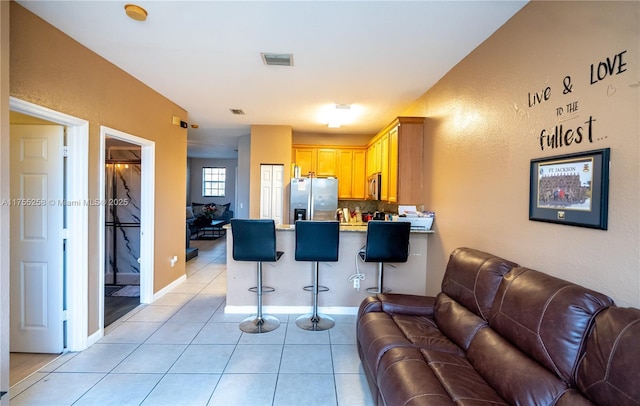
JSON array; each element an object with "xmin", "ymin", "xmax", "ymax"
[{"xmin": 338, "ymin": 200, "xmax": 399, "ymax": 215}]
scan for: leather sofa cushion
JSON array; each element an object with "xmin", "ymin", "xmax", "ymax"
[
  {"xmin": 421, "ymin": 349, "xmax": 508, "ymax": 405},
  {"xmin": 441, "ymin": 248, "xmax": 518, "ymax": 320},
  {"xmin": 467, "ymin": 327, "xmax": 569, "ymax": 405},
  {"xmin": 392, "ymin": 313, "xmax": 463, "ymax": 355},
  {"xmin": 555, "ymin": 389, "xmax": 596, "ymax": 406},
  {"xmin": 435, "ymin": 293, "xmax": 489, "ymax": 351},
  {"xmin": 377, "ymin": 346, "xmax": 456, "ymax": 406},
  {"xmin": 488, "ymin": 267, "xmax": 614, "ymax": 383},
  {"xmin": 576, "ymin": 306, "xmax": 640, "ymax": 405}
]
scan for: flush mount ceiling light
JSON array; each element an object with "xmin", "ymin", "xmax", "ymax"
[
  {"xmin": 261, "ymin": 53, "xmax": 294, "ymax": 67},
  {"xmin": 124, "ymin": 4, "xmax": 148, "ymax": 21},
  {"xmin": 327, "ymin": 104, "xmax": 352, "ymax": 128}
]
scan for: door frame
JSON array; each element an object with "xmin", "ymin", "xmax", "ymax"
[
  {"xmin": 9, "ymin": 97, "xmax": 89, "ymax": 352},
  {"xmin": 98, "ymin": 126, "xmax": 155, "ymax": 332}
]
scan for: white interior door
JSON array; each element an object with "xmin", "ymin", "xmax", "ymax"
[
  {"xmin": 271, "ymin": 165, "xmax": 283, "ymax": 225},
  {"xmin": 260, "ymin": 165, "xmax": 273, "ymax": 220},
  {"xmin": 10, "ymin": 125, "xmax": 64, "ymax": 353},
  {"xmin": 259, "ymin": 164, "xmax": 284, "ymax": 224}
]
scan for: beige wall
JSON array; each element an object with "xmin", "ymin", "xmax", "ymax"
[
  {"xmin": 249, "ymin": 125, "xmax": 292, "ymax": 219},
  {"xmin": 189, "ymin": 158, "xmax": 237, "ymax": 210},
  {"xmin": 404, "ymin": 1, "xmax": 639, "ymax": 307},
  {"xmin": 293, "ymin": 131, "xmax": 373, "ymax": 146},
  {"xmin": 10, "ymin": 3, "xmax": 189, "ymax": 334}
]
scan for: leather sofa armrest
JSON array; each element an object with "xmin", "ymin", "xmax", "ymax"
[
  {"xmin": 378, "ymin": 293, "xmax": 436, "ymax": 317},
  {"xmin": 358, "ymin": 295, "xmax": 383, "ymax": 318}
]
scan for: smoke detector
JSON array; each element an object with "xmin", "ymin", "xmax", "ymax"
[
  {"xmin": 261, "ymin": 53, "xmax": 294, "ymax": 67},
  {"xmin": 124, "ymin": 4, "xmax": 147, "ymax": 21}
]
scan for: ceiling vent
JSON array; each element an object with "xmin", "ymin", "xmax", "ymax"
[
  {"xmin": 230, "ymin": 109, "xmax": 245, "ymax": 115},
  {"xmin": 261, "ymin": 53, "xmax": 294, "ymax": 67}
]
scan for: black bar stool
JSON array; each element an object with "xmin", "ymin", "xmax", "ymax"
[
  {"xmin": 230, "ymin": 219, "xmax": 283, "ymax": 334},
  {"xmin": 294, "ymin": 220, "xmax": 340, "ymax": 331},
  {"xmin": 359, "ymin": 221, "xmax": 411, "ymax": 294}
]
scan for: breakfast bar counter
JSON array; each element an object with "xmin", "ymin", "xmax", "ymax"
[{"xmin": 224, "ymin": 223, "xmax": 433, "ymax": 315}]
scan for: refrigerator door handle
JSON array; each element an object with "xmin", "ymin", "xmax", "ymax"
[{"xmin": 308, "ymin": 184, "xmax": 314, "ymax": 219}]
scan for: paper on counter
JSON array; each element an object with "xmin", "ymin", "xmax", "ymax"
[{"xmin": 398, "ymin": 205, "xmax": 418, "ymax": 216}]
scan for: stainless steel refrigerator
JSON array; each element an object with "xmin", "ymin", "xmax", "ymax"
[{"xmin": 290, "ymin": 177, "xmax": 338, "ymax": 223}]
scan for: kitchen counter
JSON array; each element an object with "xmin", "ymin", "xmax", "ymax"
[
  {"xmin": 225, "ymin": 222, "xmax": 432, "ymax": 315},
  {"xmin": 275, "ymin": 222, "xmax": 434, "ymax": 233}
]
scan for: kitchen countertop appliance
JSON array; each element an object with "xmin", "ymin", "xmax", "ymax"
[
  {"xmin": 290, "ymin": 177, "xmax": 338, "ymax": 223},
  {"xmin": 396, "ymin": 205, "xmax": 435, "ymax": 230}
]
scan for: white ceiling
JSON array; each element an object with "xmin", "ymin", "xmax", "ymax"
[{"xmin": 18, "ymin": 1, "xmax": 527, "ymax": 158}]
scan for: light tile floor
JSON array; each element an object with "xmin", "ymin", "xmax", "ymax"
[{"xmin": 9, "ymin": 237, "xmax": 375, "ymax": 406}]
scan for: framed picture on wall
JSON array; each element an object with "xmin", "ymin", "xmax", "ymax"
[{"xmin": 529, "ymin": 148, "xmax": 610, "ymax": 230}]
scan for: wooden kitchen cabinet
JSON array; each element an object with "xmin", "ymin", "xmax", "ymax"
[
  {"xmin": 337, "ymin": 150, "xmax": 353, "ymax": 198},
  {"xmin": 293, "ymin": 147, "xmax": 337, "ymax": 177},
  {"xmin": 351, "ymin": 150, "xmax": 366, "ymax": 199},
  {"xmin": 316, "ymin": 148, "xmax": 338, "ymax": 177},
  {"xmin": 337, "ymin": 148, "xmax": 366, "ymax": 199},
  {"xmin": 380, "ymin": 133, "xmax": 389, "ymax": 201},
  {"xmin": 366, "ymin": 140, "xmax": 380, "ymax": 176},
  {"xmin": 368, "ymin": 117, "xmax": 424, "ymax": 204},
  {"xmin": 293, "ymin": 145, "xmax": 366, "ymax": 199},
  {"xmin": 293, "ymin": 147, "xmax": 316, "ymax": 177},
  {"xmin": 388, "ymin": 126, "xmax": 399, "ymax": 202}
]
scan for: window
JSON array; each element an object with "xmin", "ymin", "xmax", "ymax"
[{"xmin": 202, "ymin": 167, "xmax": 226, "ymax": 197}]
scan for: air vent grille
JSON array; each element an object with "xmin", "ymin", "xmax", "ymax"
[
  {"xmin": 230, "ymin": 109, "xmax": 245, "ymax": 115},
  {"xmin": 261, "ymin": 53, "xmax": 293, "ymax": 67}
]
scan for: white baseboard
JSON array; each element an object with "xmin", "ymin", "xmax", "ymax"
[
  {"xmin": 87, "ymin": 329, "xmax": 103, "ymax": 347},
  {"xmin": 153, "ymin": 274, "xmax": 187, "ymax": 302},
  {"xmin": 224, "ymin": 305, "xmax": 358, "ymax": 315}
]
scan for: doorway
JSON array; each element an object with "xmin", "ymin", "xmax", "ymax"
[
  {"xmin": 8, "ymin": 98, "xmax": 89, "ymax": 387},
  {"xmin": 98, "ymin": 126, "xmax": 155, "ymax": 333},
  {"xmin": 104, "ymin": 140, "xmax": 142, "ymax": 327},
  {"xmin": 9, "ymin": 98, "xmax": 89, "ymax": 353}
]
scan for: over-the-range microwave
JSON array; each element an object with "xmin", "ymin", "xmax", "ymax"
[{"xmin": 367, "ymin": 173, "xmax": 381, "ymax": 200}]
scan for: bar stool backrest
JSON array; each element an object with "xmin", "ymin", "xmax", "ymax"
[
  {"xmin": 231, "ymin": 219, "xmax": 279, "ymax": 262},
  {"xmin": 295, "ymin": 221, "xmax": 340, "ymax": 262},
  {"xmin": 363, "ymin": 221, "xmax": 411, "ymax": 263}
]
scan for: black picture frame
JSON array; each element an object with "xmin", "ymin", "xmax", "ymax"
[{"xmin": 529, "ymin": 148, "xmax": 610, "ymax": 230}]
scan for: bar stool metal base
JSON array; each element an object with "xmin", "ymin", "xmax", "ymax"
[
  {"xmin": 365, "ymin": 262, "xmax": 391, "ymax": 294},
  {"xmin": 295, "ymin": 313, "xmax": 335, "ymax": 331},
  {"xmin": 240, "ymin": 315, "xmax": 280, "ymax": 334}
]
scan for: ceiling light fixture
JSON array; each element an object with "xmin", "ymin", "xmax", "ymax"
[
  {"xmin": 327, "ymin": 104, "xmax": 352, "ymax": 128},
  {"xmin": 124, "ymin": 4, "xmax": 148, "ymax": 21}
]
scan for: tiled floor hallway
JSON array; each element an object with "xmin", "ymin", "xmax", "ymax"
[{"xmin": 9, "ymin": 236, "xmax": 375, "ymax": 406}]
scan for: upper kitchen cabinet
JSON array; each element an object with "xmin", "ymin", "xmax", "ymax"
[
  {"xmin": 366, "ymin": 140, "xmax": 380, "ymax": 177},
  {"xmin": 293, "ymin": 145, "xmax": 365, "ymax": 199},
  {"xmin": 388, "ymin": 126, "xmax": 399, "ymax": 203},
  {"xmin": 337, "ymin": 148, "xmax": 366, "ymax": 199},
  {"xmin": 379, "ymin": 133, "xmax": 389, "ymax": 201},
  {"xmin": 369, "ymin": 117, "xmax": 425, "ymax": 204},
  {"xmin": 292, "ymin": 147, "xmax": 316, "ymax": 176},
  {"xmin": 292, "ymin": 147, "xmax": 337, "ymax": 177},
  {"xmin": 316, "ymin": 148, "xmax": 338, "ymax": 177},
  {"xmin": 351, "ymin": 149, "xmax": 366, "ymax": 199}
]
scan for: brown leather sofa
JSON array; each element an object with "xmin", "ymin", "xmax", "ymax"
[{"xmin": 357, "ymin": 247, "xmax": 640, "ymax": 405}]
